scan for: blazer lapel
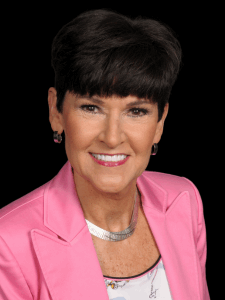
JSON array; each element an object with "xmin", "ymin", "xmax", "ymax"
[
  {"xmin": 31, "ymin": 161, "xmax": 109, "ymax": 300},
  {"xmin": 137, "ymin": 175, "xmax": 201, "ymax": 300},
  {"xmin": 30, "ymin": 161, "xmax": 201, "ymax": 300},
  {"xmin": 31, "ymin": 227, "xmax": 108, "ymax": 300}
]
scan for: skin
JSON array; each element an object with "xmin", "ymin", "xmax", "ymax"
[{"xmin": 48, "ymin": 88, "xmax": 169, "ymax": 234}]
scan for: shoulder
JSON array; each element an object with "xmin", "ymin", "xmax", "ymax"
[
  {"xmin": 140, "ymin": 170, "xmax": 203, "ymax": 219},
  {"xmin": 0, "ymin": 181, "xmax": 49, "ymax": 235},
  {"xmin": 141, "ymin": 170, "xmax": 200, "ymax": 196}
]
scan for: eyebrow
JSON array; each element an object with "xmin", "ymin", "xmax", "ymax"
[{"xmin": 77, "ymin": 95, "xmax": 152, "ymax": 107}]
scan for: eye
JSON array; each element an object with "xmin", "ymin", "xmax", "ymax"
[
  {"xmin": 80, "ymin": 105, "xmax": 150, "ymax": 117},
  {"xmin": 80, "ymin": 105, "xmax": 99, "ymax": 114},
  {"xmin": 129, "ymin": 108, "xmax": 149, "ymax": 117}
]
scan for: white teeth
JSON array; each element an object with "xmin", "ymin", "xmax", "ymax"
[{"xmin": 91, "ymin": 153, "xmax": 127, "ymax": 162}]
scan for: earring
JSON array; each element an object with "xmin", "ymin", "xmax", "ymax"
[
  {"xmin": 53, "ymin": 131, "xmax": 62, "ymax": 144},
  {"xmin": 151, "ymin": 143, "xmax": 158, "ymax": 155}
]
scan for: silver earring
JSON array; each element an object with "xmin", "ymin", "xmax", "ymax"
[
  {"xmin": 151, "ymin": 143, "xmax": 158, "ymax": 155},
  {"xmin": 53, "ymin": 131, "xmax": 62, "ymax": 144}
]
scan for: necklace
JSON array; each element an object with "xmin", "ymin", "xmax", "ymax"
[
  {"xmin": 71, "ymin": 167, "xmax": 140, "ymax": 242},
  {"xmin": 86, "ymin": 188, "xmax": 139, "ymax": 242}
]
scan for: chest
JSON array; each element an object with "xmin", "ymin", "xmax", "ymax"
[{"xmin": 91, "ymin": 208, "xmax": 160, "ymax": 278}]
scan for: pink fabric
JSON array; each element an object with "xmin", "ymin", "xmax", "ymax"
[{"xmin": 0, "ymin": 161, "xmax": 210, "ymax": 300}]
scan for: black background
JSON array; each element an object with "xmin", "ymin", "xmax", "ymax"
[{"xmin": 2, "ymin": 3, "xmax": 220, "ymax": 297}]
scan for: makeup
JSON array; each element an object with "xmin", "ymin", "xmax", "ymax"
[{"xmin": 89, "ymin": 153, "xmax": 130, "ymax": 167}]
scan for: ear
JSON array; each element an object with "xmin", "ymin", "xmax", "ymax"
[
  {"xmin": 47, "ymin": 87, "xmax": 64, "ymax": 134},
  {"xmin": 153, "ymin": 103, "xmax": 169, "ymax": 144}
]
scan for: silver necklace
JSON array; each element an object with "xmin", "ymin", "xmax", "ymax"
[
  {"xmin": 85, "ymin": 188, "xmax": 139, "ymax": 242},
  {"xmin": 71, "ymin": 167, "xmax": 140, "ymax": 242}
]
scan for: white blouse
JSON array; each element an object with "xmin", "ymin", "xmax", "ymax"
[{"xmin": 104, "ymin": 255, "xmax": 173, "ymax": 299}]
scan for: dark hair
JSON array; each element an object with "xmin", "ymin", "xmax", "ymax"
[{"xmin": 51, "ymin": 8, "xmax": 182, "ymax": 122}]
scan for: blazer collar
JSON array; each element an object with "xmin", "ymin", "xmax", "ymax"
[{"xmin": 43, "ymin": 160, "xmax": 168, "ymax": 243}]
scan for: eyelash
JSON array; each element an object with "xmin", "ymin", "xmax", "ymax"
[{"xmin": 80, "ymin": 105, "xmax": 150, "ymax": 118}]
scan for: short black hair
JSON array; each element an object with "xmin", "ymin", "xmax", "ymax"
[{"xmin": 51, "ymin": 8, "xmax": 182, "ymax": 122}]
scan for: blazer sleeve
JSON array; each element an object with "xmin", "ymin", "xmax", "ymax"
[
  {"xmin": 183, "ymin": 178, "xmax": 211, "ymax": 300},
  {"xmin": 0, "ymin": 235, "xmax": 33, "ymax": 299}
]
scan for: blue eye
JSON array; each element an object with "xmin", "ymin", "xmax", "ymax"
[{"xmin": 80, "ymin": 105, "xmax": 149, "ymax": 117}]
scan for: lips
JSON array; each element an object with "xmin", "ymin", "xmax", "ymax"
[
  {"xmin": 90, "ymin": 153, "xmax": 129, "ymax": 156},
  {"xmin": 91, "ymin": 153, "xmax": 128, "ymax": 161},
  {"xmin": 89, "ymin": 153, "xmax": 130, "ymax": 167}
]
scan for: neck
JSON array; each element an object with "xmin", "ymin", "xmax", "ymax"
[{"xmin": 72, "ymin": 169, "xmax": 140, "ymax": 232}]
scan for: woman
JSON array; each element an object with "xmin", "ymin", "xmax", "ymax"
[{"xmin": 0, "ymin": 8, "xmax": 210, "ymax": 300}]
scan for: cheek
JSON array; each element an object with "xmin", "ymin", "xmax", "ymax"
[
  {"xmin": 64, "ymin": 116, "xmax": 92, "ymax": 149},
  {"xmin": 133, "ymin": 123, "xmax": 157, "ymax": 151}
]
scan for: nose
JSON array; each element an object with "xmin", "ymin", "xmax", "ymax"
[{"xmin": 99, "ymin": 113, "xmax": 126, "ymax": 148}]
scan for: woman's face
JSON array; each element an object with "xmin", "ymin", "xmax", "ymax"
[{"xmin": 48, "ymin": 88, "xmax": 168, "ymax": 195}]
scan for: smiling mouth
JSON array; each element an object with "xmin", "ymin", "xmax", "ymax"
[
  {"xmin": 90, "ymin": 153, "xmax": 128, "ymax": 162},
  {"xmin": 90, "ymin": 152, "xmax": 129, "ymax": 156}
]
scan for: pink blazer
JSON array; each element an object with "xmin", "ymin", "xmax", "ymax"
[{"xmin": 0, "ymin": 161, "xmax": 210, "ymax": 300}]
